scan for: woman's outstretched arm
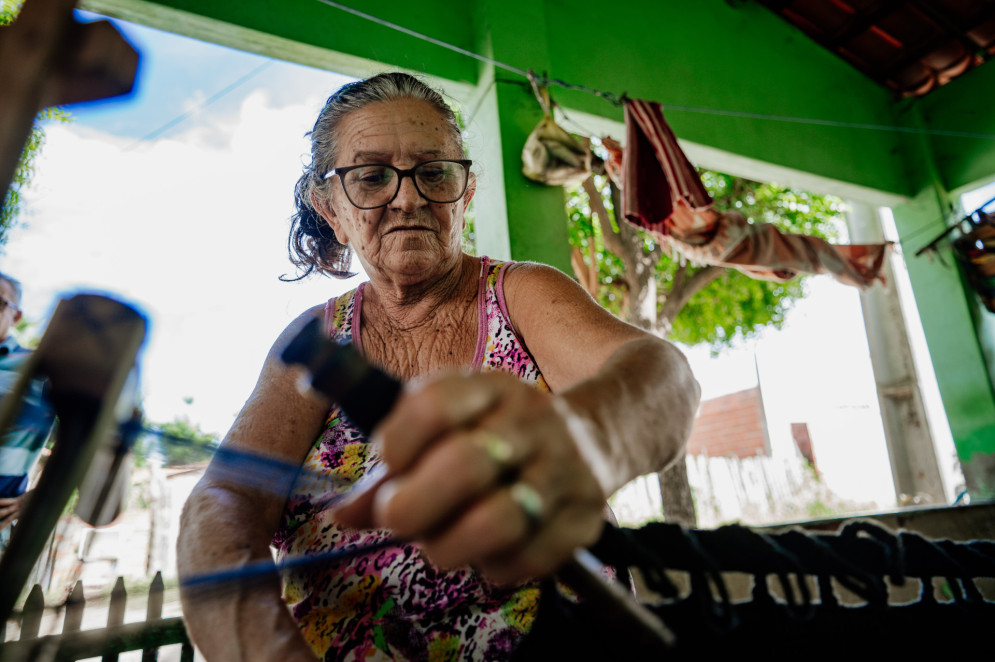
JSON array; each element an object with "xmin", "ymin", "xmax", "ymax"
[{"xmin": 177, "ymin": 308, "xmax": 327, "ymax": 662}]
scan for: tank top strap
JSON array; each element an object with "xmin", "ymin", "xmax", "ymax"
[
  {"xmin": 476, "ymin": 257, "xmax": 549, "ymax": 390},
  {"xmin": 323, "ymin": 286, "xmax": 361, "ymax": 345}
]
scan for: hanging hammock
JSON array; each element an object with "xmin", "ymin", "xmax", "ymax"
[{"xmin": 602, "ymin": 99, "xmax": 890, "ymax": 289}]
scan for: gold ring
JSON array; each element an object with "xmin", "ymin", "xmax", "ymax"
[
  {"xmin": 510, "ymin": 482, "xmax": 544, "ymax": 530},
  {"xmin": 478, "ymin": 432, "xmax": 517, "ymax": 484}
]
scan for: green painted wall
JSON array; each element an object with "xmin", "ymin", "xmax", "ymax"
[
  {"xmin": 888, "ymin": 102, "xmax": 995, "ymax": 497},
  {"xmin": 475, "ymin": 0, "xmax": 573, "ymax": 271},
  {"xmin": 84, "ymin": 0, "xmax": 995, "ymax": 201},
  {"xmin": 892, "ymin": 187, "xmax": 995, "ymax": 497},
  {"xmin": 915, "ymin": 61, "xmax": 995, "ymax": 193}
]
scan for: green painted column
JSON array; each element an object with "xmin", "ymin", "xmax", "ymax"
[
  {"xmin": 892, "ymin": 187, "xmax": 995, "ymax": 499},
  {"xmin": 467, "ymin": 0, "xmax": 572, "ymax": 272}
]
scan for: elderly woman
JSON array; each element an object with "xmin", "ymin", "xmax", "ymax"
[{"xmin": 178, "ymin": 72, "xmax": 700, "ymax": 661}]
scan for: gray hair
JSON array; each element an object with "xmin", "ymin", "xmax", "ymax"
[
  {"xmin": 0, "ymin": 271, "xmax": 22, "ymax": 304},
  {"xmin": 285, "ymin": 72, "xmax": 464, "ymax": 281}
]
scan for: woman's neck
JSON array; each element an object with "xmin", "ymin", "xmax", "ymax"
[{"xmin": 363, "ymin": 254, "xmax": 480, "ymax": 330}]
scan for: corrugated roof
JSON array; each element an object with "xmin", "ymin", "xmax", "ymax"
[{"xmin": 757, "ymin": 0, "xmax": 995, "ymax": 97}]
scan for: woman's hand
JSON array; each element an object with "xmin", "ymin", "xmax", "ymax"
[{"xmin": 333, "ymin": 370, "xmax": 607, "ymax": 585}]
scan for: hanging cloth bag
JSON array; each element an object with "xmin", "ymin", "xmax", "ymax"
[{"xmin": 521, "ymin": 78, "xmax": 595, "ymax": 187}]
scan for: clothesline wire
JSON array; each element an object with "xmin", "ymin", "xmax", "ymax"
[
  {"xmin": 661, "ymin": 105, "xmax": 995, "ymax": 140},
  {"xmin": 315, "ymin": 0, "xmax": 995, "ymax": 141},
  {"xmin": 315, "ymin": 0, "xmax": 528, "ymax": 78}
]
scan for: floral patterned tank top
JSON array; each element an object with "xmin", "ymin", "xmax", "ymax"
[{"xmin": 272, "ymin": 257, "xmax": 549, "ymax": 661}]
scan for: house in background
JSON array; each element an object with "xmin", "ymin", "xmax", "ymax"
[{"xmin": 686, "ymin": 387, "xmax": 771, "ymax": 460}]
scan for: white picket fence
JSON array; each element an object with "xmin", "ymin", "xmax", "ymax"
[{"xmin": 611, "ymin": 452, "xmax": 869, "ymax": 529}]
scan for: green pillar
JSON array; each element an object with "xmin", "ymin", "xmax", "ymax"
[
  {"xmin": 892, "ymin": 187, "xmax": 995, "ymax": 499},
  {"xmin": 467, "ymin": 0, "xmax": 572, "ymax": 272}
]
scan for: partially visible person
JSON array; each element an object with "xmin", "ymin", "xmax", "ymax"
[{"xmin": 0, "ymin": 271, "xmax": 56, "ymax": 553}]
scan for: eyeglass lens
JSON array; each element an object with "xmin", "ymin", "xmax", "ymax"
[{"xmin": 342, "ymin": 161, "xmax": 467, "ymax": 208}]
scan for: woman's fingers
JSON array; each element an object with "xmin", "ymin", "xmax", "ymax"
[
  {"xmin": 401, "ymin": 420, "xmax": 606, "ymax": 581},
  {"xmin": 419, "ymin": 486, "xmax": 535, "ymax": 569},
  {"xmin": 420, "ymin": 480, "xmax": 604, "ymax": 584},
  {"xmin": 336, "ymin": 371, "xmax": 527, "ymax": 528},
  {"xmin": 370, "ymin": 428, "xmax": 529, "ymax": 533},
  {"xmin": 372, "ymin": 371, "xmax": 516, "ymax": 472},
  {"xmin": 478, "ymin": 502, "xmax": 606, "ymax": 585},
  {"xmin": 334, "ymin": 422, "xmax": 529, "ymax": 530},
  {"xmin": 336, "ymin": 371, "xmax": 607, "ymax": 582},
  {"xmin": 330, "ymin": 463, "xmax": 390, "ymax": 529}
]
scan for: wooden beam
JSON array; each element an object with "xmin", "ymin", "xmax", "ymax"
[{"xmin": 0, "ymin": 0, "xmax": 138, "ymax": 211}]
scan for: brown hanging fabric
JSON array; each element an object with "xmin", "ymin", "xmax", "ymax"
[
  {"xmin": 521, "ymin": 72, "xmax": 596, "ymax": 187},
  {"xmin": 606, "ymin": 99, "xmax": 890, "ymax": 289}
]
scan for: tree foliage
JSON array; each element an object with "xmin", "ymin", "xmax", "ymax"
[
  {"xmin": 566, "ymin": 161, "xmax": 847, "ymax": 351},
  {"xmin": 1, "ymin": 1, "xmax": 71, "ymax": 246},
  {"xmin": 0, "ymin": 1, "xmax": 18, "ymax": 25}
]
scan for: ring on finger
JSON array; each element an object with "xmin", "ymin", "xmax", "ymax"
[
  {"xmin": 478, "ymin": 431, "xmax": 517, "ymax": 484},
  {"xmin": 510, "ymin": 482, "xmax": 544, "ymax": 531}
]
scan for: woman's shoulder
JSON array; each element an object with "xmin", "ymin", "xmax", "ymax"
[
  {"xmin": 501, "ymin": 260, "xmax": 575, "ymax": 293},
  {"xmin": 499, "ymin": 260, "xmax": 624, "ymax": 336},
  {"xmin": 490, "ymin": 261, "xmax": 589, "ymax": 330},
  {"xmin": 481, "ymin": 257, "xmax": 563, "ymax": 284}
]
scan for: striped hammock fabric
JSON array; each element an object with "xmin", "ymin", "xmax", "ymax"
[{"xmin": 609, "ymin": 99, "xmax": 890, "ymax": 289}]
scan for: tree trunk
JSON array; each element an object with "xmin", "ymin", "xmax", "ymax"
[{"xmin": 657, "ymin": 453, "xmax": 696, "ymax": 527}]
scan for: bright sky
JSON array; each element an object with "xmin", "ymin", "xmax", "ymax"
[{"xmin": 4, "ymin": 9, "xmax": 985, "ymax": 510}]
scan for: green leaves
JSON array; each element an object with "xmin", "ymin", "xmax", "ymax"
[
  {"xmin": 669, "ymin": 267, "xmax": 805, "ymax": 350},
  {"xmin": 0, "ymin": 1, "xmax": 23, "ymax": 24},
  {"xmin": 1, "ymin": 103, "xmax": 72, "ymax": 247}
]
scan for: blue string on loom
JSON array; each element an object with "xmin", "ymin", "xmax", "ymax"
[
  {"xmin": 98, "ymin": 424, "xmax": 403, "ymax": 593},
  {"xmin": 128, "ymin": 423, "xmax": 353, "ymax": 509}
]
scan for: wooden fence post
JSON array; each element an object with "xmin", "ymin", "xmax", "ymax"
[
  {"xmin": 63, "ymin": 580, "xmax": 84, "ymax": 633},
  {"xmin": 4, "ymin": 574, "xmax": 192, "ymax": 661},
  {"xmin": 19, "ymin": 583, "xmax": 45, "ymax": 640},
  {"xmin": 102, "ymin": 576, "xmax": 127, "ymax": 662},
  {"xmin": 141, "ymin": 571, "xmax": 163, "ymax": 662}
]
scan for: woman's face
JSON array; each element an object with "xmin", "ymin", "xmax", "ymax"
[{"xmin": 313, "ymin": 97, "xmax": 474, "ymax": 285}]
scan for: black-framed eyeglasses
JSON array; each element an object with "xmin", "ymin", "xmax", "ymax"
[
  {"xmin": 322, "ymin": 160, "xmax": 472, "ymax": 210},
  {"xmin": 0, "ymin": 296, "xmax": 18, "ymax": 314}
]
